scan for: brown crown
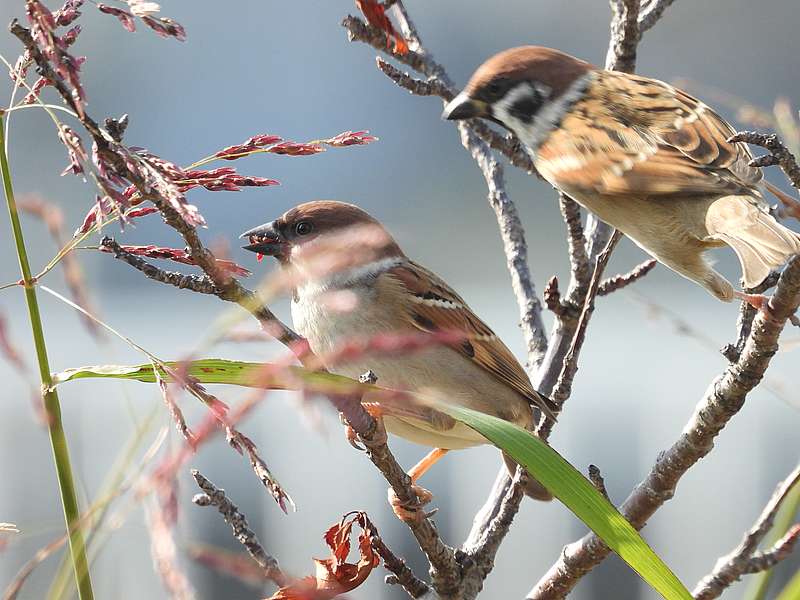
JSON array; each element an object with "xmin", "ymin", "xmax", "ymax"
[
  {"xmin": 276, "ymin": 200, "xmax": 404, "ymax": 258},
  {"xmin": 466, "ymin": 46, "xmax": 594, "ymax": 99}
]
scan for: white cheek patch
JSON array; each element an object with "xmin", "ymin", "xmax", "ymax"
[{"xmin": 296, "ymin": 256, "xmax": 404, "ymax": 298}]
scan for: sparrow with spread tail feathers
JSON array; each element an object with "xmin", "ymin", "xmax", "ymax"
[
  {"xmin": 241, "ymin": 201, "xmax": 556, "ymax": 519},
  {"xmin": 444, "ymin": 46, "xmax": 800, "ymax": 307}
]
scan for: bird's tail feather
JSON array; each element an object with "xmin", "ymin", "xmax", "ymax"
[{"xmin": 706, "ymin": 195, "xmax": 800, "ymax": 288}]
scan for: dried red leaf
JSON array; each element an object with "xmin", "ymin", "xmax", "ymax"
[
  {"xmin": 355, "ymin": 0, "xmax": 408, "ymax": 55},
  {"xmin": 267, "ymin": 512, "xmax": 380, "ymax": 600}
]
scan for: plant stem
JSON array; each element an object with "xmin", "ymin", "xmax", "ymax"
[{"xmin": 0, "ymin": 114, "xmax": 94, "ymax": 599}]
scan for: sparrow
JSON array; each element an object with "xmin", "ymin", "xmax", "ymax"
[
  {"xmin": 241, "ymin": 200, "xmax": 557, "ymax": 519},
  {"xmin": 443, "ymin": 46, "xmax": 800, "ymax": 308}
]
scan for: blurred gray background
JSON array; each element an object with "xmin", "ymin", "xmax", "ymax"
[{"xmin": 0, "ymin": 1, "xmax": 798, "ymax": 598}]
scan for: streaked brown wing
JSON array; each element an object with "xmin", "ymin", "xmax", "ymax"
[
  {"xmin": 536, "ymin": 71, "xmax": 762, "ymax": 198},
  {"xmin": 386, "ymin": 262, "xmax": 556, "ymax": 419}
]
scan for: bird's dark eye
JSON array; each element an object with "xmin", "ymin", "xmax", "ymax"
[
  {"xmin": 484, "ymin": 78, "xmax": 508, "ymax": 101},
  {"xmin": 294, "ymin": 221, "xmax": 313, "ymax": 236}
]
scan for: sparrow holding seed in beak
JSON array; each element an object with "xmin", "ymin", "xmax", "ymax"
[
  {"xmin": 242, "ymin": 201, "xmax": 556, "ymax": 520},
  {"xmin": 444, "ymin": 46, "xmax": 800, "ymax": 309}
]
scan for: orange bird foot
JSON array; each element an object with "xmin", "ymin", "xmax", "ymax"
[
  {"xmin": 344, "ymin": 403, "xmax": 387, "ymax": 450},
  {"xmin": 388, "ymin": 485, "xmax": 435, "ymax": 523}
]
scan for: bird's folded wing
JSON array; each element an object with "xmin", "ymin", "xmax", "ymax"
[
  {"xmin": 385, "ymin": 262, "xmax": 557, "ymax": 419},
  {"xmin": 536, "ymin": 70, "xmax": 762, "ymax": 198}
]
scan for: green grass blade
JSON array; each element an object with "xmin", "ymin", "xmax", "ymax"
[
  {"xmin": 437, "ymin": 404, "xmax": 692, "ymax": 600},
  {"xmin": 1, "ymin": 114, "xmax": 94, "ymax": 600},
  {"xmin": 52, "ymin": 358, "xmax": 365, "ymax": 395}
]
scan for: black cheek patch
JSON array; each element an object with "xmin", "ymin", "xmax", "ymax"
[{"xmin": 509, "ymin": 94, "xmax": 542, "ymax": 124}]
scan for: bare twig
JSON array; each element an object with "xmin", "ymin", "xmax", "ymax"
[
  {"xmin": 352, "ymin": 5, "xmax": 551, "ymax": 595},
  {"xmin": 729, "ymin": 131, "xmax": 800, "ymax": 191},
  {"xmin": 597, "ymin": 259, "xmax": 657, "ymax": 297},
  {"xmin": 546, "ymin": 232, "xmax": 622, "ymax": 419},
  {"xmin": 639, "ymin": 0, "xmax": 678, "ymax": 33},
  {"xmin": 356, "ymin": 418, "xmax": 460, "ymax": 594},
  {"xmin": 457, "ymin": 127, "xmax": 548, "ymax": 370},
  {"xmin": 376, "ymin": 57, "xmax": 451, "ymax": 99},
  {"xmin": 693, "ymin": 464, "xmax": 800, "ymax": 600},
  {"xmin": 559, "ymin": 195, "xmax": 591, "ymax": 303},
  {"xmin": 605, "ymin": 0, "xmax": 641, "ymax": 75},
  {"xmin": 344, "ymin": 16, "xmax": 536, "ymax": 174},
  {"xmin": 101, "ymin": 237, "xmax": 219, "ymax": 294},
  {"xmin": 371, "ymin": 534, "xmax": 432, "ymax": 599},
  {"xmin": 528, "ymin": 256, "xmax": 800, "ymax": 599},
  {"xmin": 722, "ymin": 271, "xmax": 780, "ymax": 362},
  {"xmin": 191, "ymin": 470, "xmax": 287, "ymax": 587}
]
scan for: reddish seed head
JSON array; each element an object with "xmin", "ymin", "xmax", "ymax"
[{"xmin": 97, "ymin": 4, "xmax": 136, "ymax": 32}]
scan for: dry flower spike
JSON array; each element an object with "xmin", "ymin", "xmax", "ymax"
[{"xmin": 97, "ymin": 241, "xmax": 251, "ymax": 278}]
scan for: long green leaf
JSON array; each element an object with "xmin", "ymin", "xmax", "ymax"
[
  {"xmin": 52, "ymin": 358, "xmax": 365, "ymax": 395},
  {"xmin": 436, "ymin": 404, "xmax": 692, "ymax": 600},
  {"xmin": 53, "ymin": 358, "xmax": 691, "ymax": 599}
]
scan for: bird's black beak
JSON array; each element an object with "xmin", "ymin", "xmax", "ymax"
[
  {"xmin": 442, "ymin": 92, "xmax": 488, "ymax": 120},
  {"xmin": 239, "ymin": 221, "xmax": 288, "ymax": 259}
]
